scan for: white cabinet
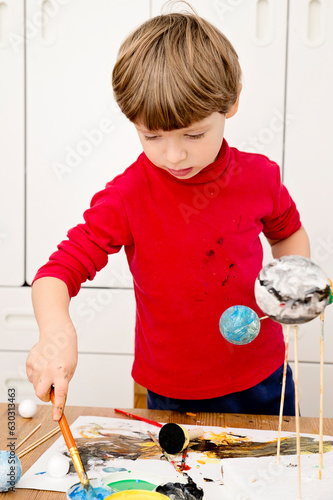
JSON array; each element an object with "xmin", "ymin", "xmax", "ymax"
[
  {"xmin": 284, "ymin": 0, "xmax": 333, "ymax": 363},
  {"xmin": 25, "ymin": 0, "xmax": 148, "ymax": 286},
  {"xmin": 289, "ymin": 362, "xmax": 333, "ymax": 418},
  {"xmin": 0, "ymin": 350, "xmax": 134, "ymax": 407},
  {"xmin": 0, "ymin": 0, "xmax": 25, "ymax": 285},
  {"xmin": 152, "ymin": 0, "xmax": 288, "ymax": 166},
  {"xmin": 0, "ymin": 286, "xmax": 135, "ymax": 406}
]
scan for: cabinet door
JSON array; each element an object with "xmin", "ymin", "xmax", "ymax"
[
  {"xmin": 289, "ymin": 362, "xmax": 333, "ymax": 418},
  {"xmin": 152, "ymin": 0, "xmax": 288, "ymax": 166},
  {"xmin": 0, "ymin": 351, "xmax": 134, "ymax": 407},
  {"xmin": 0, "ymin": 0, "xmax": 25, "ymax": 285},
  {"xmin": 26, "ymin": 0, "xmax": 150, "ymax": 286},
  {"xmin": 284, "ymin": 0, "xmax": 333, "ymax": 362}
]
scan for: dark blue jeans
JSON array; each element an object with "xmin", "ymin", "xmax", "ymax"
[{"xmin": 147, "ymin": 364, "xmax": 296, "ymax": 416}]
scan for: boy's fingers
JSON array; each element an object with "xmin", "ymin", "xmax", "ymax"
[
  {"xmin": 34, "ymin": 378, "xmax": 53, "ymax": 403},
  {"xmin": 52, "ymin": 384, "xmax": 68, "ymax": 422}
]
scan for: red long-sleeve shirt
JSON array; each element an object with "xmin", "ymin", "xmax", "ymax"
[{"xmin": 34, "ymin": 140, "xmax": 301, "ymax": 399}]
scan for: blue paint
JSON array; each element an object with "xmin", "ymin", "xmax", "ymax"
[
  {"xmin": 35, "ymin": 471, "xmax": 47, "ymax": 475},
  {"xmin": 0, "ymin": 451, "xmax": 22, "ymax": 492},
  {"xmin": 102, "ymin": 467, "xmax": 128, "ymax": 473},
  {"xmin": 219, "ymin": 305, "xmax": 260, "ymax": 345},
  {"xmin": 67, "ymin": 480, "xmax": 115, "ymax": 499}
]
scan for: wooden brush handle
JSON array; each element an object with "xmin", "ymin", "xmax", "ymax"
[{"xmin": 50, "ymin": 388, "xmax": 76, "ymax": 450}]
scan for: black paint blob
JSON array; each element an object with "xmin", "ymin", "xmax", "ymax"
[{"xmin": 156, "ymin": 477, "xmax": 204, "ymax": 500}]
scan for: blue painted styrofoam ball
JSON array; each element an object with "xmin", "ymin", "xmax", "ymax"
[
  {"xmin": 0, "ymin": 450, "xmax": 22, "ymax": 492},
  {"xmin": 219, "ymin": 305, "xmax": 261, "ymax": 345}
]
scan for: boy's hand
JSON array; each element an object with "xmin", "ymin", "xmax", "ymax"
[{"xmin": 26, "ymin": 328, "xmax": 78, "ymax": 421}]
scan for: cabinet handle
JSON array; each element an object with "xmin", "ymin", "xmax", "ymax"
[
  {"xmin": 254, "ymin": 0, "xmax": 274, "ymax": 46},
  {"xmin": 0, "ymin": 1, "xmax": 8, "ymax": 46},
  {"xmin": 40, "ymin": 0, "xmax": 57, "ymax": 45},
  {"xmin": 306, "ymin": 0, "xmax": 326, "ymax": 46},
  {"xmin": 2, "ymin": 311, "xmax": 37, "ymax": 330}
]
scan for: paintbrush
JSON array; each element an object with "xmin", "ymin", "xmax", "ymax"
[
  {"xmin": 115, "ymin": 408, "xmax": 163, "ymax": 428},
  {"xmin": 147, "ymin": 430, "xmax": 183, "ymax": 474},
  {"xmin": 50, "ymin": 388, "xmax": 97, "ymax": 499}
]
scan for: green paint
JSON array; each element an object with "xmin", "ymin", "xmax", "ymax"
[{"xmin": 107, "ymin": 479, "xmax": 157, "ymax": 492}]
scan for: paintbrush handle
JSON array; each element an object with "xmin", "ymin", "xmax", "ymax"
[
  {"xmin": 50, "ymin": 388, "xmax": 90, "ymax": 488},
  {"xmin": 115, "ymin": 408, "xmax": 163, "ymax": 428},
  {"xmin": 50, "ymin": 389, "xmax": 76, "ymax": 449}
]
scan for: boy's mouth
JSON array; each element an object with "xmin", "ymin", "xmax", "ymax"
[{"xmin": 166, "ymin": 167, "xmax": 194, "ymax": 177}]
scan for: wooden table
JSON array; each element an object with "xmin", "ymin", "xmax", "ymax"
[{"xmin": 1, "ymin": 403, "xmax": 332, "ymax": 499}]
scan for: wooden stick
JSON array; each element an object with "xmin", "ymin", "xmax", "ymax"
[
  {"xmin": 17, "ymin": 426, "xmax": 61, "ymax": 459},
  {"xmin": 319, "ymin": 313, "xmax": 325, "ymax": 479},
  {"xmin": 277, "ymin": 325, "xmax": 290, "ymax": 464},
  {"xmin": 16, "ymin": 423, "xmax": 42, "ymax": 451},
  {"xmin": 147, "ymin": 430, "xmax": 183, "ymax": 474},
  {"xmin": 294, "ymin": 324, "xmax": 301, "ymax": 498}
]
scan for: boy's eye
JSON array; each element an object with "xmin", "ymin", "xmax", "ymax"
[
  {"xmin": 186, "ymin": 133, "xmax": 205, "ymax": 140},
  {"xmin": 144, "ymin": 135, "xmax": 159, "ymax": 141}
]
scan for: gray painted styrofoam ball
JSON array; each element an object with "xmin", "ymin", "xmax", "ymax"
[{"xmin": 255, "ymin": 256, "xmax": 330, "ymax": 324}]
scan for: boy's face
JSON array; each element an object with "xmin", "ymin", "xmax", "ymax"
[{"xmin": 134, "ymin": 112, "xmax": 226, "ymax": 179}]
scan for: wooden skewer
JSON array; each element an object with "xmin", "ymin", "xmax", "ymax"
[
  {"xmin": 294, "ymin": 324, "xmax": 301, "ymax": 499},
  {"xmin": 319, "ymin": 313, "xmax": 325, "ymax": 480},
  {"xmin": 277, "ymin": 325, "xmax": 290, "ymax": 464},
  {"xmin": 16, "ymin": 423, "xmax": 42, "ymax": 451},
  {"xmin": 147, "ymin": 430, "xmax": 183, "ymax": 474},
  {"xmin": 17, "ymin": 426, "xmax": 61, "ymax": 459}
]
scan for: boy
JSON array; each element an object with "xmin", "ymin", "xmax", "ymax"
[{"xmin": 27, "ymin": 10, "xmax": 310, "ymax": 421}]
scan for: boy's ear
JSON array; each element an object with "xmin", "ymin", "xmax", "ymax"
[{"xmin": 226, "ymin": 85, "xmax": 242, "ymax": 119}]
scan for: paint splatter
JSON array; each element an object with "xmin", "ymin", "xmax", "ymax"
[
  {"xmin": 62, "ymin": 434, "xmax": 162, "ymax": 474},
  {"xmin": 221, "ymin": 276, "xmax": 229, "ymax": 286},
  {"xmin": 102, "ymin": 467, "xmax": 127, "ymax": 473},
  {"xmin": 205, "ymin": 250, "xmax": 215, "ymax": 257},
  {"xmin": 190, "ymin": 433, "xmax": 333, "ymax": 459}
]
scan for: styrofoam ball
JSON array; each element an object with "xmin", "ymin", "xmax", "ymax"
[
  {"xmin": 47, "ymin": 453, "xmax": 70, "ymax": 478},
  {"xmin": 0, "ymin": 450, "xmax": 22, "ymax": 492},
  {"xmin": 18, "ymin": 399, "xmax": 38, "ymax": 418}
]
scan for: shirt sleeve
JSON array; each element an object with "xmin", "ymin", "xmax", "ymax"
[
  {"xmin": 32, "ymin": 184, "xmax": 133, "ymax": 297},
  {"xmin": 261, "ymin": 162, "xmax": 302, "ymax": 240}
]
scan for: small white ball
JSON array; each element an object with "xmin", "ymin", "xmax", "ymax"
[
  {"xmin": 46, "ymin": 453, "xmax": 70, "ymax": 478},
  {"xmin": 18, "ymin": 399, "xmax": 38, "ymax": 418}
]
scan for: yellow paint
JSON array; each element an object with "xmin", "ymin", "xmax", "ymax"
[
  {"xmin": 139, "ymin": 442, "xmax": 157, "ymax": 449},
  {"xmin": 109, "ymin": 491, "xmax": 169, "ymax": 499},
  {"xmin": 208, "ymin": 431, "xmax": 250, "ymax": 446}
]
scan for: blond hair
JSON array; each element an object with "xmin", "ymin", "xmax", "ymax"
[{"xmin": 112, "ymin": 10, "xmax": 241, "ymax": 131}]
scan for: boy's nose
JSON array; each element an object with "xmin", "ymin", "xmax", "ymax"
[{"xmin": 164, "ymin": 144, "xmax": 187, "ymax": 166}]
